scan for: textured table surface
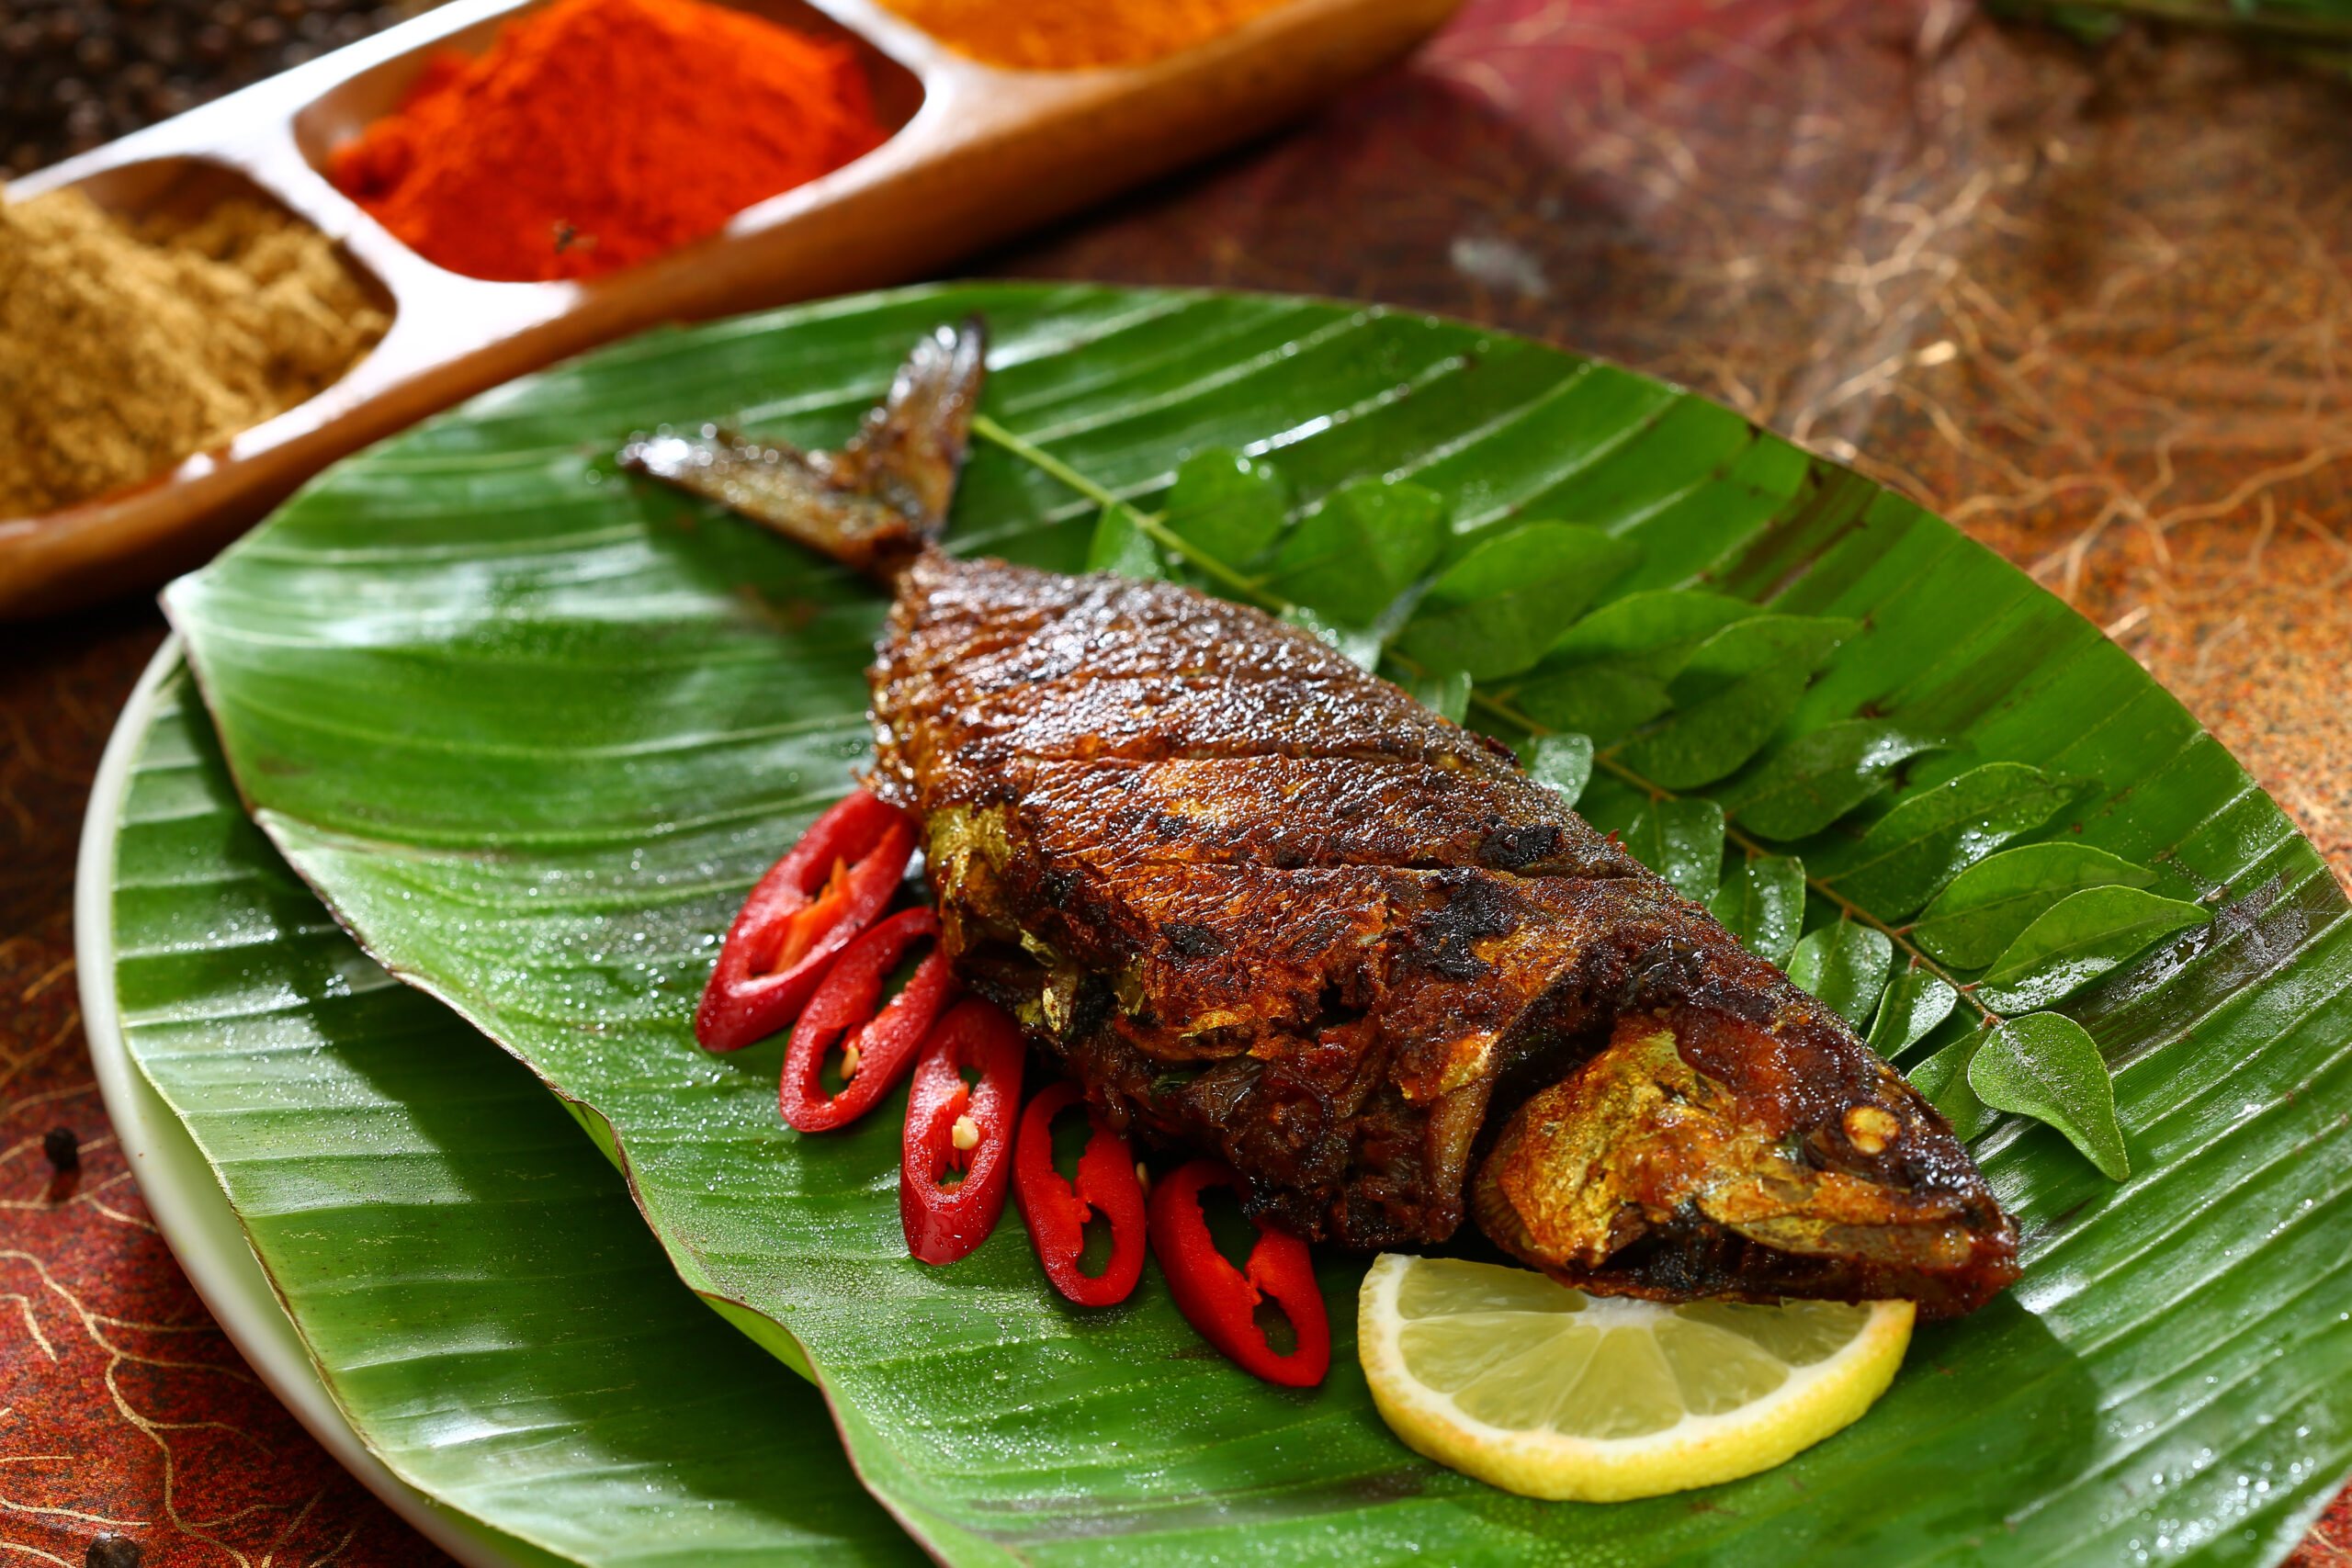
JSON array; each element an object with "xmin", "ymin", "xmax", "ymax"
[{"xmin": 6, "ymin": 1, "xmax": 2350, "ymax": 1562}]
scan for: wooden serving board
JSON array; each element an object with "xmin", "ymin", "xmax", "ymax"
[{"xmin": 0, "ymin": 0, "xmax": 1458, "ymax": 620}]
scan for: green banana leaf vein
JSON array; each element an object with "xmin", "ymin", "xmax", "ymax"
[{"xmin": 159, "ymin": 283, "xmax": 2352, "ymax": 1567}]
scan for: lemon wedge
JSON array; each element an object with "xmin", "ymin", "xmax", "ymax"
[{"xmin": 1358, "ymin": 1253, "xmax": 1913, "ymax": 1502}]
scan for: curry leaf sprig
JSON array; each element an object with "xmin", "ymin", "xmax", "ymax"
[{"xmin": 970, "ymin": 415, "xmax": 2209, "ymax": 1181}]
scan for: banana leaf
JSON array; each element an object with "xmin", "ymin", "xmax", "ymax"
[
  {"xmin": 164, "ymin": 284, "xmax": 2352, "ymax": 1566},
  {"xmin": 107, "ymin": 667, "xmax": 924, "ymax": 1568}
]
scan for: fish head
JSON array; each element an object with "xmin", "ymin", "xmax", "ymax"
[{"xmin": 1472, "ymin": 998, "xmax": 2021, "ymax": 1320}]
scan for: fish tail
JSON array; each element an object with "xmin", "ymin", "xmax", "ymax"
[{"xmin": 618, "ymin": 318, "xmax": 987, "ymax": 581}]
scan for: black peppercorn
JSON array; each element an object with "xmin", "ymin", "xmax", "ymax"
[
  {"xmin": 1, "ymin": 0, "xmax": 420, "ymax": 176},
  {"xmin": 86, "ymin": 1535, "xmax": 142, "ymax": 1568},
  {"xmin": 43, "ymin": 1126, "xmax": 79, "ymax": 1170}
]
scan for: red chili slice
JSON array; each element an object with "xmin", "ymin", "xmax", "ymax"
[
  {"xmin": 695, "ymin": 789, "xmax": 914, "ymax": 1053},
  {"xmin": 1012, "ymin": 1081, "xmax": 1146, "ymax": 1307},
  {"xmin": 778, "ymin": 908, "xmax": 958, "ymax": 1134},
  {"xmin": 900, "ymin": 998, "xmax": 1024, "ymax": 1265},
  {"xmin": 1147, "ymin": 1158, "xmax": 1330, "ymax": 1387}
]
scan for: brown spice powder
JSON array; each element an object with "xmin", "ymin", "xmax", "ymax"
[{"xmin": 0, "ymin": 186, "xmax": 390, "ymax": 520}]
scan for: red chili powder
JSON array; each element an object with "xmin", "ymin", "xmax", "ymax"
[{"xmin": 330, "ymin": 0, "xmax": 890, "ymax": 282}]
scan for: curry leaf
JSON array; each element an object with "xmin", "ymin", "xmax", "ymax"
[
  {"xmin": 1506, "ymin": 662, "xmax": 1673, "ymax": 745},
  {"xmin": 1280, "ymin": 604, "xmax": 1382, "ymax": 671},
  {"xmin": 1714, "ymin": 720, "xmax": 1947, "ymax": 840},
  {"xmin": 1641, "ymin": 798, "xmax": 1729, "ymax": 904},
  {"xmin": 1612, "ymin": 615, "xmax": 1857, "ymax": 789},
  {"xmin": 1405, "ymin": 667, "xmax": 1471, "ymax": 724},
  {"xmin": 1708, "ymin": 852, "xmax": 1807, "ymax": 966},
  {"xmin": 1909, "ymin": 842, "xmax": 2157, "ymax": 969},
  {"xmin": 1968, "ymin": 1011, "xmax": 2131, "ymax": 1180},
  {"xmin": 1508, "ymin": 591, "xmax": 1759, "ymax": 740},
  {"xmin": 1579, "ymin": 774, "xmax": 1724, "ymax": 902},
  {"xmin": 1541, "ymin": 588, "xmax": 1765, "ymax": 669},
  {"xmin": 1087, "ymin": 500, "xmax": 1168, "ymax": 578},
  {"xmin": 1867, "ymin": 961, "xmax": 1960, "ymax": 1057},
  {"xmin": 1526, "ymin": 732, "xmax": 1593, "ymax": 810},
  {"xmin": 1266, "ymin": 476, "xmax": 1445, "ymax": 625},
  {"xmin": 1392, "ymin": 523, "xmax": 1641, "ymax": 680},
  {"xmin": 1787, "ymin": 919, "xmax": 1894, "ymax": 1029},
  {"xmin": 1907, "ymin": 1026, "xmax": 1995, "ymax": 1141},
  {"xmin": 1822, "ymin": 761, "xmax": 2075, "ymax": 921},
  {"xmin": 1163, "ymin": 447, "xmax": 1289, "ymax": 566},
  {"xmin": 1971, "ymin": 885, "xmax": 2211, "ymax": 1013}
]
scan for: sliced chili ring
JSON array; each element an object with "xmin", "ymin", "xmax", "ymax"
[
  {"xmin": 779, "ymin": 908, "xmax": 957, "ymax": 1134},
  {"xmin": 1012, "ymin": 1081, "xmax": 1147, "ymax": 1307},
  {"xmin": 900, "ymin": 998, "xmax": 1024, "ymax": 1265},
  {"xmin": 1147, "ymin": 1158, "xmax": 1330, "ymax": 1386},
  {"xmin": 695, "ymin": 789, "xmax": 914, "ymax": 1053}
]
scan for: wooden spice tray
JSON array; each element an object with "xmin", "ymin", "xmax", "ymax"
[{"xmin": 0, "ymin": 0, "xmax": 1459, "ymax": 620}]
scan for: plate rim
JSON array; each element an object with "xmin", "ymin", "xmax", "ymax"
[{"xmin": 74, "ymin": 631, "xmax": 544, "ymax": 1568}]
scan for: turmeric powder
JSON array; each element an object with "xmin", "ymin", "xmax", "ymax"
[{"xmin": 876, "ymin": 0, "xmax": 1295, "ymax": 72}]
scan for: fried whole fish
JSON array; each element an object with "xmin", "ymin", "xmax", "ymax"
[{"xmin": 622, "ymin": 322, "xmax": 2022, "ymax": 1319}]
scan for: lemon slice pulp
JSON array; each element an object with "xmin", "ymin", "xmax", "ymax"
[{"xmin": 1358, "ymin": 1253, "xmax": 1914, "ymax": 1502}]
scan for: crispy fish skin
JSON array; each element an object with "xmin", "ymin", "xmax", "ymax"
[{"xmin": 868, "ymin": 550, "xmax": 2020, "ymax": 1315}]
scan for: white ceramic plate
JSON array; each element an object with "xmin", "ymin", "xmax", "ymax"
[{"xmin": 74, "ymin": 635, "xmax": 549, "ymax": 1568}]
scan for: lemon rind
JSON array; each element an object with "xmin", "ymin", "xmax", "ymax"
[{"xmin": 1358, "ymin": 1252, "xmax": 1916, "ymax": 1503}]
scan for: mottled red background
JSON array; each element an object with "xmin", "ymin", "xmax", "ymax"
[{"xmin": 6, "ymin": 1, "xmax": 2352, "ymax": 1562}]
